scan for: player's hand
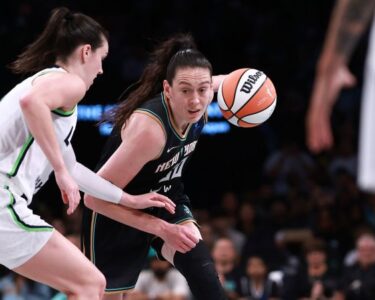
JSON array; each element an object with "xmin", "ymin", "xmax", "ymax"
[
  {"xmin": 160, "ymin": 223, "xmax": 199, "ymax": 253},
  {"xmin": 212, "ymin": 74, "xmax": 227, "ymax": 92},
  {"xmin": 306, "ymin": 64, "xmax": 356, "ymax": 153},
  {"xmin": 54, "ymin": 167, "xmax": 81, "ymax": 215},
  {"xmin": 120, "ymin": 192, "xmax": 176, "ymax": 214}
]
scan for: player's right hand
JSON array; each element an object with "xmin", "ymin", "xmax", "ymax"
[
  {"xmin": 54, "ymin": 167, "xmax": 81, "ymax": 215},
  {"xmin": 120, "ymin": 192, "xmax": 176, "ymax": 214},
  {"xmin": 160, "ymin": 223, "xmax": 199, "ymax": 253}
]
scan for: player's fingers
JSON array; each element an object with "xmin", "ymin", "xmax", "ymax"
[
  {"xmin": 182, "ymin": 236, "xmax": 196, "ymax": 250},
  {"xmin": 185, "ymin": 231, "xmax": 199, "ymax": 244},
  {"xmin": 61, "ymin": 191, "xmax": 68, "ymax": 204},
  {"xmin": 151, "ymin": 193, "xmax": 176, "ymax": 208},
  {"xmin": 149, "ymin": 201, "xmax": 175, "ymax": 214},
  {"xmin": 176, "ymin": 243, "xmax": 189, "ymax": 253},
  {"xmin": 176, "ymin": 247, "xmax": 187, "ymax": 254},
  {"xmin": 67, "ymin": 190, "xmax": 80, "ymax": 215}
]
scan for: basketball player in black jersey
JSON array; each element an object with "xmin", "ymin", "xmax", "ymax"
[{"xmin": 82, "ymin": 33, "xmax": 228, "ymax": 299}]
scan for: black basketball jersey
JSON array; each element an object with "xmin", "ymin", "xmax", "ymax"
[{"xmin": 97, "ymin": 92, "xmax": 206, "ymax": 202}]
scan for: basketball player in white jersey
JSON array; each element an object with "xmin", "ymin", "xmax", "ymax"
[
  {"xmin": 306, "ymin": 0, "xmax": 375, "ymax": 192},
  {"xmin": 0, "ymin": 7, "xmax": 175, "ymax": 299}
]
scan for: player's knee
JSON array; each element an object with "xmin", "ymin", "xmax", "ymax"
[
  {"xmin": 74, "ymin": 268, "xmax": 106, "ymax": 298},
  {"xmin": 174, "ymin": 240, "xmax": 226, "ymax": 299},
  {"xmin": 89, "ymin": 270, "xmax": 106, "ymax": 298},
  {"xmin": 174, "ymin": 240, "xmax": 216, "ymax": 276}
]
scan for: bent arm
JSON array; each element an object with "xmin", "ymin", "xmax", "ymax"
[
  {"xmin": 84, "ymin": 195, "xmax": 170, "ymax": 237},
  {"xmin": 319, "ymin": 0, "xmax": 375, "ymax": 70},
  {"xmin": 83, "ymin": 114, "xmax": 198, "ymax": 251},
  {"xmin": 84, "ymin": 113, "xmax": 168, "ymax": 234},
  {"xmin": 20, "ymin": 73, "xmax": 86, "ymax": 173}
]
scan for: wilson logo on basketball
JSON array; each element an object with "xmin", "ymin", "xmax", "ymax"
[
  {"xmin": 217, "ymin": 68, "xmax": 277, "ymax": 128},
  {"xmin": 240, "ymin": 71, "xmax": 263, "ymax": 93}
]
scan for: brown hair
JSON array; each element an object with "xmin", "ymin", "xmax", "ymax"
[
  {"xmin": 9, "ymin": 7, "xmax": 108, "ymax": 74},
  {"xmin": 108, "ymin": 33, "xmax": 212, "ymax": 131}
]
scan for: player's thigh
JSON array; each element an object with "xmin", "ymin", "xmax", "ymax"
[
  {"xmin": 14, "ymin": 229, "xmax": 105, "ymax": 293},
  {"xmin": 103, "ymin": 292, "xmax": 124, "ymax": 300}
]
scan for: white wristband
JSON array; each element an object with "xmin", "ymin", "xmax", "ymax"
[
  {"xmin": 72, "ymin": 163, "xmax": 122, "ymax": 204},
  {"xmin": 63, "ymin": 145, "xmax": 122, "ymax": 204}
]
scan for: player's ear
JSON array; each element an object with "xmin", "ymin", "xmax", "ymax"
[
  {"xmin": 81, "ymin": 44, "xmax": 92, "ymax": 63},
  {"xmin": 163, "ymin": 79, "xmax": 171, "ymax": 98}
]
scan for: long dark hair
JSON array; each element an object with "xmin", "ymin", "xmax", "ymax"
[
  {"xmin": 109, "ymin": 33, "xmax": 212, "ymax": 131},
  {"xmin": 9, "ymin": 7, "xmax": 109, "ymax": 75}
]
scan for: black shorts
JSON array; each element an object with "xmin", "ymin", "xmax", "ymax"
[{"xmin": 81, "ymin": 201, "xmax": 195, "ymax": 293}]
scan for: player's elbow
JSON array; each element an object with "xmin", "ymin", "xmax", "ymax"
[{"xmin": 19, "ymin": 94, "xmax": 35, "ymax": 111}]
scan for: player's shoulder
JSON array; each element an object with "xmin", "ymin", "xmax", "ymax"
[
  {"xmin": 33, "ymin": 71, "xmax": 86, "ymax": 100},
  {"xmin": 137, "ymin": 93, "xmax": 165, "ymax": 116}
]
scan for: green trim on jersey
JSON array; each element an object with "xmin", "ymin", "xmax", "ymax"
[
  {"xmin": 7, "ymin": 135, "xmax": 34, "ymax": 177},
  {"xmin": 5, "ymin": 187, "xmax": 53, "ymax": 232},
  {"xmin": 52, "ymin": 106, "xmax": 76, "ymax": 117},
  {"xmin": 105, "ymin": 284, "xmax": 136, "ymax": 293},
  {"xmin": 161, "ymin": 93, "xmax": 192, "ymax": 141}
]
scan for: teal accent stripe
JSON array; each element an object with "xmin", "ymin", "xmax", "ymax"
[
  {"xmin": 7, "ymin": 135, "xmax": 34, "ymax": 177},
  {"xmin": 105, "ymin": 284, "xmax": 136, "ymax": 292},
  {"xmin": 5, "ymin": 188, "xmax": 53, "ymax": 232},
  {"xmin": 52, "ymin": 106, "xmax": 76, "ymax": 117},
  {"xmin": 161, "ymin": 93, "xmax": 188, "ymax": 141},
  {"xmin": 175, "ymin": 217, "xmax": 195, "ymax": 225}
]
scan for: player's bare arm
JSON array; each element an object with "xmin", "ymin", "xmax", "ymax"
[{"xmin": 336, "ymin": 0, "xmax": 375, "ymax": 60}]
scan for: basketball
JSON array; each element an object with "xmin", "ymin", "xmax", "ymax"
[{"xmin": 217, "ymin": 68, "xmax": 277, "ymax": 128}]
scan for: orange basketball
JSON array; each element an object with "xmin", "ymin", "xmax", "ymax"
[{"xmin": 217, "ymin": 68, "xmax": 277, "ymax": 127}]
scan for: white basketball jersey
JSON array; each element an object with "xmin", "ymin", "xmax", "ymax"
[{"xmin": 0, "ymin": 67, "xmax": 77, "ymax": 202}]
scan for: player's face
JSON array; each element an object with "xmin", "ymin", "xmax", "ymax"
[
  {"xmin": 164, "ymin": 67, "xmax": 213, "ymax": 129},
  {"xmin": 81, "ymin": 37, "xmax": 108, "ymax": 90}
]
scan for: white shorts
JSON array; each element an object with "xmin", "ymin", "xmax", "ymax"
[
  {"xmin": 359, "ymin": 18, "xmax": 375, "ymax": 192},
  {"xmin": 0, "ymin": 186, "xmax": 54, "ymax": 269}
]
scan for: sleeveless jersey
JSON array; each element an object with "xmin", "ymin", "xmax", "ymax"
[
  {"xmin": 98, "ymin": 92, "xmax": 206, "ymax": 202},
  {"xmin": 0, "ymin": 67, "xmax": 77, "ymax": 202}
]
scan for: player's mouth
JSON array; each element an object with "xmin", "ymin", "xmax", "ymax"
[{"xmin": 188, "ymin": 109, "xmax": 200, "ymax": 115}]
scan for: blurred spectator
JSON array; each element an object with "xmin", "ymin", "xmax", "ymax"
[
  {"xmin": 328, "ymin": 139, "xmax": 357, "ymax": 179},
  {"xmin": 282, "ymin": 239, "xmax": 337, "ymax": 300},
  {"xmin": 236, "ymin": 256, "xmax": 280, "ymax": 300},
  {"xmin": 263, "ymin": 140, "xmax": 316, "ymax": 196},
  {"xmin": 212, "ymin": 238, "xmax": 240, "ymax": 300},
  {"xmin": 220, "ymin": 191, "xmax": 240, "ymax": 227},
  {"xmin": 335, "ymin": 233, "xmax": 375, "ymax": 300},
  {"xmin": 129, "ymin": 255, "xmax": 190, "ymax": 300},
  {"xmin": 0, "ymin": 272, "xmax": 53, "ymax": 300},
  {"xmin": 237, "ymin": 201, "xmax": 258, "ymax": 236},
  {"xmin": 211, "ymin": 209, "xmax": 246, "ymax": 255}
]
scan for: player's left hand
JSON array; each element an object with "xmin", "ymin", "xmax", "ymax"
[
  {"xmin": 306, "ymin": 63, "xmax": 356, "ymax": 153},
  {"xmin": 120, "ymin": 192, "xmax": 176, "ymax": 214}
]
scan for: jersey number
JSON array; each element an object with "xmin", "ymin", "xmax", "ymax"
[
  {"xmin": 64, "ymin": 126, "xmax": 74, "ymax": 146},
  {"xmin": 159, "ymin": 157, "xmax": 188, "ymax": 183}
]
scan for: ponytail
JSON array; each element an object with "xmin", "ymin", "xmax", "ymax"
[
  {"xmin": 9, "ymin": 7, "xmax": 108, "ymax": 75},
  {"xmin": 109, "ymin": 33, "xmax": 198, "ymax": 131}
]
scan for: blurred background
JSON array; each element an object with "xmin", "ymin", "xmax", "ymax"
[{"xmin": 1, "ymin": 1, "xmax": 375, "ymax": 299}]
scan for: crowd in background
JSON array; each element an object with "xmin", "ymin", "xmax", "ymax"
[{"xmin": 1, "ymin": 0, "xmax": 375, "ymax": 299}]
